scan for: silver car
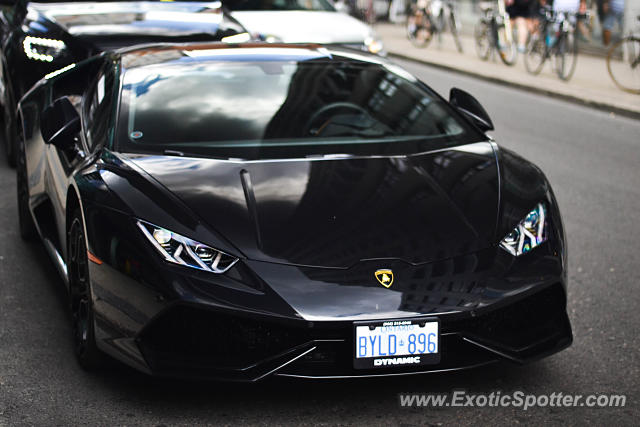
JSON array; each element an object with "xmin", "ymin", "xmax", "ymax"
[{"xmin": 223, "ymin": 0, "xmax": 384, "ymax": 54}]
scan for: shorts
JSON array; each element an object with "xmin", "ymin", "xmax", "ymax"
[
  {"xmin": 507, "ymin": 2, "xmax": 532, "ymax": 19},
  {"xmin": 602, "ymin": 11, "xmax": 623, "ymax": 31}
]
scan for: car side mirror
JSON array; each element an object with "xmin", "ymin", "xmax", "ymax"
[
  {"xmin": 41, "ymin": 97, "xmax": 81, "ymax": 151},
  {"xmin": 449, "ymin": 88, "xmax": 494, "ymax": 132}
]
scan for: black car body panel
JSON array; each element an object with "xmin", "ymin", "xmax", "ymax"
[
  {"xmin": 17, "ymin": 44, "xmax": 572, "ymax": 380},
  {"xmin": 124, "ymin": 143, "xmax": 500, "ymax": 268}
]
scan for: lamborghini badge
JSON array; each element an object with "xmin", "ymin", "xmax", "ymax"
[{"xmin": 375, "ymin": 269, "xmax": 394, "ymax": 288}]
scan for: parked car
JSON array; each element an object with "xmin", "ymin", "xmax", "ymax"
[
  {"xmin": 16, "ymin": 42, "xmax": 571, "ymax": 379},
  {"xmin": 222, "ymin": 0, "xmax": 384, "ymax": 53},
  {"xmin": 0, "ymin": 0, "xmax": 249, "ymax": 166}
]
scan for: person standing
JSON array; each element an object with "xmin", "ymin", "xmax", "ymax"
[
  {"xmin": 506, "ymin": 0, "xmax": 535, "ymax": 53},
  {"xmin": 551, "ymin": 0, "xmax": 587, "ymax": 39},
  {"xmin": 601, "ymin": 0, "xmax": 624, "ymax": 45},
  {"xmin": 552, "ymin": 0, "xmax": 587, "ymax": 14}
]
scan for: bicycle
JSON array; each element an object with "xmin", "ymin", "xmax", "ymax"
[
  {"xmin": 406, "ymin": 0, "xmax": 463, "ymax": 52},
  {"xmin": 606, "ymin": 16, "xmax": 640, "ymax": 94},
  {"xmin": 525, "ymin": 6, "xmax": 585, "ymax": 81},
  {"xmin": 407, "ymin": 0, "xmax": 434, "ymax": 47},
  {"xmin": 474, "ymin": 0, "xmax": 517, "ymax": 66}
]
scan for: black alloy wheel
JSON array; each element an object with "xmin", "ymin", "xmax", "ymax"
[{"xmin": 68, "ymin": 210, "xmax": 106, "ymax": 370}]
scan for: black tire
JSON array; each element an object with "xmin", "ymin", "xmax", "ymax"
[
  {"xmin": 2, "ymin": 83, "xmax": 17, "ymax": 168},
  {"xmin": 496, "ymin": 22, "xmax": 517, "ymax": 66},
  {"xmin": 16, "ymin": 133, "xmax": 37, "ymax": 241},
  {"xmin": 555, "ymin": 30, "xmax": 578, "ymax": 81},
  {"xmin": 68, "ymin": 210, "xmax": 107, "ymax": 370},
  {"xmin": 525, "ymin": 33, "xmax": 547, "ymax": 75},
  {"xmin": 606, "ymin": 36, "xmax": 640, "ymax": 94},
  {"xmin": 407, "ymin": 13, "xmax": 434, "ymax": 48},
  {"xmin": 474, "ymin": 21, "xmax": 491, "ymax": 60},
  {"xmin": 449, "ymin": 11, "xmax": 463, "ymax": 53}
]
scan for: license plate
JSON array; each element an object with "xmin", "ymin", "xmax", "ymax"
[{"xmin": 353, "ymin": 318, "xmax": 440, "ymax": 369}]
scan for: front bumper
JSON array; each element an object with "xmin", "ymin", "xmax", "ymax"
[
  {"xmin": 85, "ymin": 205, "xmax": 571, "ymax": 381},
  {"xmin": 95, "ymin": 279, "xmax": 571, "ymax": 381}
]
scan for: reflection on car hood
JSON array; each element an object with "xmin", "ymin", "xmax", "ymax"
[
  {"xmin": 230, "ymin": 11, "xmax": 372, "ymax": 43},
  {"xmin": 31, "ymin": 1, "xmax": 225, "ymax": 37},
  {"xmin": 125, "ymin": 142, "xmax": 500, "ymax": 268}
]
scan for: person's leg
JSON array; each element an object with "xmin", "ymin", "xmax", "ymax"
[
  {"xmin": 516, "ymin": 17, "xmax": 528, "ymax": 51},
  {"xmin": 602, "ymin": 11, "xmax": 614, "ymax": 45},
  {"xmin": 526, "ymin": 16, "xmax": 536, "ymax": 37}
]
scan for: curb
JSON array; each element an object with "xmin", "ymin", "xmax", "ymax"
[{"xmin": 388, "ymin": 52, "xmax": 640, "ymax": 121}]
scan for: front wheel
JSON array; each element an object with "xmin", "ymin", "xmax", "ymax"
[
  {"xmin": 525, "ymin": 33, "xmax": 547, "ymax": 75},
  {"xmin": 68, "ymin": 210, "xmax": 107, "ymax": 370},
  {"xmin": 496, "ymin": 22, "xmax": 517, "ymax": 65},
  {"xmin": 474, "ymin": 21, "xmax": 491, "ymax": 60},
  {"xmin": 607, "ymin": 36, "xmax": 640, "ymax": 94},
  {"xmin": 555, "ymin": 31, "xmax": 579, "ymax": 81}
]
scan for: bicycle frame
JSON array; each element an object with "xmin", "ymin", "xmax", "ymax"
[
  {"xmin": 479, "ymin": 1, "xmax": 513, "ymax": 53},
  {"xmin": 630, "ymin": 47, "xmax": 640, "ymax": 69},
  {"xmin": 544, "ymin": 12, "xmax": 575, "ymax": 60},
  {"xmin": 622, "ymin": 22, "xmax": 640, "ymax": 65},
  {"xmin": 496, "ymin": 0, "xmax": 513, "ymax": 46}
]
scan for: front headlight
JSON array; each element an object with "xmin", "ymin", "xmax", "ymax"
[
  {"xmin": 137, "ymin": 220, "xmax": 238, "ymax": 273},
  {"xmin": 499, "ymin": 203, "xmax": 547, "ymax": 256},
  {"xmin": 364, "ymin": 36, "xmax": 384, "ymax": 54},
  {"xmin": 23, "ymin": 36, "xmax": 66, "ymax": 62}
]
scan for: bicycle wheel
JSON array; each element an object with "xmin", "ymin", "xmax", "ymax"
[
  {"xmin": 449, "ymin": 11, "xmax": 463, "ymax": 53},
  {"xmin": 407, "ymin": 13, "xmax": 434, "ymax": 48},
  {"xmin": 474, "ymin": 21, "xmax": 491, "ymax": 60},
  {"xmin": 496, "ymin": 21, "xmax": 517, "ymax": 66},
  {"xmin": 607, "ymin": 36, "xmax": 640, "ymax": 94},
  {"xmin": 555, "ymin": 30, "xmax": 578, "ymax": 81},
  {"xmin": 525, "ymin": 33, "xmax": 547, "ymax": 75}
]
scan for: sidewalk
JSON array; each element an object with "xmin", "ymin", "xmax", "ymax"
[{"xmin": 374, "ymin": 23, "xmax": 640, "ymax": 119}]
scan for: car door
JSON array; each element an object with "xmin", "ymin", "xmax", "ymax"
[{"xmin": 43, "ymin": 57, "xmax": 113, "ymax": 257}]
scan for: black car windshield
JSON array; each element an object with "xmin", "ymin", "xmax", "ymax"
[
  {"xmin": 223, "ymin": 0, "xmax": 335, "ymax": 12},
  {"xmin": 118, "ymin": 53, "xmax": 483, "ymax": 159}
]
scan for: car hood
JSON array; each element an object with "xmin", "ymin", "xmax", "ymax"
[
  {"xmin": 229, "ymin": 11, "xmax": 372, "ymax": 43},
  {"xmin": 31, "ymin": 2, "xmax": 236, "ymax": 47},
  {"xmin": 124, "ymin": 142, "xmax": 500, "ymax": 268}
]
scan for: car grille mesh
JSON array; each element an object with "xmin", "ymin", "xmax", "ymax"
[{"xmin": 137, "ymin": 307, "xmax": 310, "ymax": 371}]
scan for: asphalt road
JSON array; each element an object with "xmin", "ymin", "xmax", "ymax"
[{"xmin": 1, "ymin": 59, "xmax": 639, "ymax": 426}]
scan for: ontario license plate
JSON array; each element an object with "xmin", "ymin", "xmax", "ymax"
[{"xmin": 353, "ymin": 318, "xmax": 440, "ymax": 369}]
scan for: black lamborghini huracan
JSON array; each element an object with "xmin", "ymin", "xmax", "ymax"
[{"xmin": 16, "ymin": 43, "xmax": 572, "ymax": 380}]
